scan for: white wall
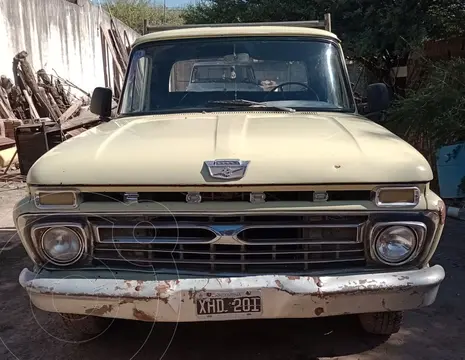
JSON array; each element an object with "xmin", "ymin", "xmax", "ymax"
[{"xmin": 0, "ymin": 0, "xmax": 139, "ymax": 94}]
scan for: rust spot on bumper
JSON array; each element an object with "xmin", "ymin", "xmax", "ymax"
[
  {"xmin": 287, "ymin": 276, "xmax": 300, "ymax": 280},
  {"xmin": 133, "ymin": 308, "xmax": 155, "ymax": 321},
  {"xmin": 85, "ymin": 304, "xmax": 113, "ymax": 316},
  {"xmin": 314, "ymin": 307, "xmax": 324, "ymax": 316}
]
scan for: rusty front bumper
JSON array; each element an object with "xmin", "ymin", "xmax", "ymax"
[{"xmin": 19, "ymin": 265, "xmax": 445, "ymax": 322}]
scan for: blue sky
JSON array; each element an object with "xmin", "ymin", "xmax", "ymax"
[{"xmin": 155, "ymin": 0, "xmax": 196, "ymax": 7}]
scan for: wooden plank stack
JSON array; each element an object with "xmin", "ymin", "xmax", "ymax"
[
  {"xmin": 0, "ymin": 51, "xmax": 88, "ymax": 125},
  {"xmin": 0, "ymin": 51, "xmax": 94, "ymax": 176},
  {"xmin": 100, "ymin": 19, "xmax": 131, "ymax": 100},
  {"xmin": 0, "ymin": 20, "xmax": 130, "ymax": 176}
]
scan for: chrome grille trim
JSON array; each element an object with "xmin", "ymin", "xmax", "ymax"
[
  {"xmin": 92, "ymin": 216, "xmax": 365, "ymax": 245},
  {"xmin": 91, "ymin": 214, "xmax": 368, "ymax": 273},
  {"xmin": 234, "ymin": 223, "xmax": 362, "ymax": 245},
  {"xmin": 93, "ymin": 247, "xmax": 364, "ymax": 255},
  {"xmin": 90, "ymin": 258, "xmax": 365, "ymax": 265},
  {"xmin": 93, "ymin": 243, "xmax": 365, "ymax": 266},
  {"xmin": 93, "ymin": 224, "xmax": 219, "ymax": 244}
]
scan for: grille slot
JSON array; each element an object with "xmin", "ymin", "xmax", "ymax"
[
  {"xmin": 92, "ymin": 214, "xmax": 367, "ymax": 274},
  {"xmin": 93, "ymin": 243, "xmax": 365, "ymax": 273},
  {"xmin": 236, "ymin": 225, "xmax": 359, "ymax": 244},
  {"xmin": 96, "ymin": 225, "xmax": 218, "ymax": 244}
]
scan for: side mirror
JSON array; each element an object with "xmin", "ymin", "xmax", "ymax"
[
  {"xmin": 366, "ymin": 83, "xmax": 390, "ymax": 113},
  {"xmin": 90, "ymin": 87, "xmax": 112, "ymax": 118}
]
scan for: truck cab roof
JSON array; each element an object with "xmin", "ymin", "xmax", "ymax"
[{"xmin": 133, "ymin": 26, "xmax": 339, "ymax": 47}]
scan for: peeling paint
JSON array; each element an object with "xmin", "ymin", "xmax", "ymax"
[
  {"xmin": 18, "ymin": 266, "xmax": 446, "ymax": 323},
  {"xmin": 313, "ymin": 277, "xmax": 323, "ymax": 287},
  {"xmin": 155, "ymin": 283, "xmax": 170, "ymax": 295}
]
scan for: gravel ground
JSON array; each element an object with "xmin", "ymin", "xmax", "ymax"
[{"xmin": 0, "ymin": 189, "xmax": 464, "ymax": 360}]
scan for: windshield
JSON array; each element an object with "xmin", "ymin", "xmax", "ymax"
[{"xmin": 120, "ymin": 37, "xmax": 355, "ymax": 115}]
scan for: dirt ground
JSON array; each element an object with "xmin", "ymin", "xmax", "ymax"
[{"xmin": 0, "ymin": 188, "xmax": 464, "ymax": 360}]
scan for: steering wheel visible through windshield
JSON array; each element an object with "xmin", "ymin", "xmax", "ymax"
[{"xmin": 119, "ymin": 37, "xmax": 355, "ymax": 115}]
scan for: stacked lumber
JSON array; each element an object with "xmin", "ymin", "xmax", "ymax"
[
  {"xmin": 0, "ymin": 51, "xmax": 88, "ymax": 124},
  {"xmin": 100, "ymin": 19, "xmax": 131, "ymax": 100},
  {"xmin": 0, "ymin": 51, "xmax": 99, "ymax": 175},
  {"xmin": 0, "ymin": 21, "xmax": 130, "ymax": 174}
]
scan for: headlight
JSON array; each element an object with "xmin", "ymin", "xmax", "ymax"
[
  {"xmin": 40, "ymin": 227, "xmax": 84, "ymax": 265},
  {"xmin": 374, "ymin": 225, "xmax": 417, "ymax": 265}
]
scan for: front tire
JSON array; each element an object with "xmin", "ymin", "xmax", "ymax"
[
  {"xmin": 358, "ymin": 311, "xmax": 403, "ymax": 335},
  {"xmin": 61, "ymin": 313, "xmax": 112, "ymax": 339}
]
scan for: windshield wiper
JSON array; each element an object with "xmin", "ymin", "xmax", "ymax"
[{"xmin": 206, "ymin": 99, "xmax": 296, "ymax": 112}]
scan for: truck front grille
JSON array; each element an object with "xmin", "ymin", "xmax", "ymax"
[
  {"xmin": 82, "ymin": 190, "xmax": 371, "ymax": 203},
  {"xmin": 91, "ymin": 214, "xmax": 367, "ymax": 274}
]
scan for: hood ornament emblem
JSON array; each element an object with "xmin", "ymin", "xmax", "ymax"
[{"xmin": 205, "ymin": 159, "xmax": 250, "ymax": 179}]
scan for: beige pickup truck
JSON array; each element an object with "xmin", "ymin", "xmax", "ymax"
[{"xmin": 14, "ymin": 15, "xmax": 445, "ymax": 339}]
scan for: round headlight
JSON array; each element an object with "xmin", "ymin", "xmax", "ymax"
[
  {"xmin": 375, "ymin": 225, "xmax": 417, "ymax": 264},
  {"xmin": 41, "ymin": 227, "xmax": 84, "ymax": 265}
]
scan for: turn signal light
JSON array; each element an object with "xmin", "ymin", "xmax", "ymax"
[
  {"xmin": 34, "ymin": 190, "xmax": 80, "ymax": 208},
  {"xmin": 373, "ymin": 187, "xmax": 420, "ymax": 207}
]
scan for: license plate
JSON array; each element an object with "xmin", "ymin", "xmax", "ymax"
[{"xmin": 195, "ymin": 290, "xmax": 262, "ymax": 320}]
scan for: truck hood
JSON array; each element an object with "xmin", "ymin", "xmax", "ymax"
[{"xmin": 28, "ymin": 112, "xmax": 433, "ymax": 185}]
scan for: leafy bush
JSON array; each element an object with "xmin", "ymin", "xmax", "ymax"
[
  {"xmin": 104, "ymin": 0, "xmax": 184, "ymax": 33},
  {"xmin": 386, "ymin": 58, "xmax": 465, "ymax": 193},
  {"xmin": 388, "ymin": 58, "xmax": 465, "ymax": 151}
]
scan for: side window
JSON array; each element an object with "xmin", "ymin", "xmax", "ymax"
[
  {"xmin": 122, "ymin": 51, "xmax": 151, "ymax": 112},
  {"xmin": 169, "ymin": 60, "xmax": 196, "ymax": 92}
]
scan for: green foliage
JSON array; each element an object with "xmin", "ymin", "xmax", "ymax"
[
  {"xmin": 333, "ymin": 0, "xmax": 465, "ymax": 59},
  {"xmin": 104, "ymin": 0, "xmax": 184, "ymax": 33},
  {"xmin": 183, "ymin": 0, "xmax": 465, "ymax": 77},
  {"xmin": 388, "ymin": 58, "xmax": 465, "ymax": 150}
]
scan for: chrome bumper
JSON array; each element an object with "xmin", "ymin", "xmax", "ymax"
[{"xmin": 19, "ymin": 265, "xmax": 445, "ymax": 322}]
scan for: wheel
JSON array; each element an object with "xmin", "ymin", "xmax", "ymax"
[
  {"xmin": 358, "ymin": 311, "xmax": 403, "ymax": 335},
  {"xmin": 61, "ymin": 313, "xmax": 112, "ymax": 339}
]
